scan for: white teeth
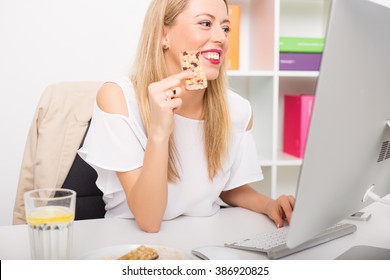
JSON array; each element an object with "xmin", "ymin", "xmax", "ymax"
[{"xmin": 204, "ymin": 52, "xmax": 220, "ymax": 60}]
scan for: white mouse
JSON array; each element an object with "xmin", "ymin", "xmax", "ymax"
[{"xmin": 191, "ymin": 245, "xmax": 242, "ymax": 260}]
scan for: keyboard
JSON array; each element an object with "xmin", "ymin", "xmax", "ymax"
[{"xmin": 224, "ymin": 223, "xmax": 357, "ymax": 259}]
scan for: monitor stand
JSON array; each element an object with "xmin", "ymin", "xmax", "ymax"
[{"xmin": 335, "ymin": 245, "xmax": 390, "ymax": 260}]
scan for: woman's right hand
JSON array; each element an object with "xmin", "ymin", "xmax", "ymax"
[{"xmin": 147, "ymin": 71, "xmax": 191, "ymax": 140}]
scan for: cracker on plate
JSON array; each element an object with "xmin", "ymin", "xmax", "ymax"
[{"xmin": 116, "ymin": 245, "xmax": 159, "ymax": 260}]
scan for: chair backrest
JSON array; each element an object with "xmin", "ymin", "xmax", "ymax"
[
  {"xmin": 13, "ymin": 81, "xmax": 105, "ymax": 224},
  {"xmin": 62, "ymin": 121, "xmax": 106, "ymax": 220}
]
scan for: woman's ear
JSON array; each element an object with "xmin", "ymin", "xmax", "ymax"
[
  {"xmin": 162, "ymin": 41, "xmax": 169, "ymax": 50},
  {"xmin": 161, "ymin": 26, "xmax": 170, "ymax": 50}
]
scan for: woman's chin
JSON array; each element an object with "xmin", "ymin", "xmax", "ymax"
[{"xmin": 205, "ymin": 70, "xmax": 221, "ymax": 81}]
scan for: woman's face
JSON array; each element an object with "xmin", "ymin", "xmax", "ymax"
[{"xmin": 163, "ymin": 0, "xmax": 230, "ymax": 81}]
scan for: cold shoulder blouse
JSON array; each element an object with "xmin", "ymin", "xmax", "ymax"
[{"xmin": 78, "ymin": 78, "xmax": 263, "ymax": 220}]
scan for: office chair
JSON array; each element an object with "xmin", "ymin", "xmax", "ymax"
[
  {"xmin": 13, "ymin": 81, "xmax": 106, "ymax": 224},
  {"xmin": 62, "ymin": 120, "xmax": 106, "ymax": 220}
]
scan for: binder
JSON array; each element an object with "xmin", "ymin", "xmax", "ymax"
[
  {"xmin": 279, "ymin": 53, "xmax": 322, "ymax": 71},
  {"xmin": 283, "ymin": 94, "xmax": 315, "ymax": 158},
  {"xmin": 227, "ymin": 5, "xmax": 240, "ymax": 70},
  {"xmin": 280, "ymin": 37, "xmax": 324, "ymax": 53}
]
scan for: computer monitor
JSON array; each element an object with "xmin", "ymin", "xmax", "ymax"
[{"xmin": 287, "ymin": 0, "xmax": 390, "ymax": 248}]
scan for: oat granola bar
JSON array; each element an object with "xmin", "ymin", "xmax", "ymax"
[{"xmin": 180, "ymin": 51, "xmax": 207, "ymax": 90}]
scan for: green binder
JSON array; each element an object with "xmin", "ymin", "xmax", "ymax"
[{"xmin": 280, "ymin": 37, "xmax": 325, "ymax": 53}]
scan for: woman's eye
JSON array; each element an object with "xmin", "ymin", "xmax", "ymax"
[
  {"xmin": 200, "ymin": 21, "xmax": 211, "ymax": 27},
  {"xmin": 199, "ymin": 20, "xmax": 230, "ymax": 34}
]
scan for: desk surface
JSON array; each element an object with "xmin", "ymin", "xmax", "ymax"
[{"xmin": 1, "ymin": 199, "xmax": 389, "ymax": 260}]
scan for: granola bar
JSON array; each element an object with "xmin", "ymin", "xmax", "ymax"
[{"xmin": 180, "ymin": 51, "xmax": 207, "ymax": 90}]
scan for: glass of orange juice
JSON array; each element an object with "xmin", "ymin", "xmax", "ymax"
[{"xmin": 24, "ymin": 189, "xmax": 76, "ymax": 260}]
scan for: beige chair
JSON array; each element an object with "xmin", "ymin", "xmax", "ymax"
[{"xmin": 13, "ymin": 81, "xmax": 106, "ymax": 224}]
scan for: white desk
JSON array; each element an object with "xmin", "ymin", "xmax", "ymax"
[{"xmin": 1, "ymin": 199, "xmax": 389, "ymax": 260}]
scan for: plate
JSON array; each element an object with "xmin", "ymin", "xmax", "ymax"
[{"xmin": 78, "ymin": 244, "xmax": 189, "ymax": 260}]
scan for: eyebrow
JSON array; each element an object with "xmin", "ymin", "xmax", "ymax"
[{"xmin": 195, "ymin": 13, "xmax": 231, "ymax": 24}]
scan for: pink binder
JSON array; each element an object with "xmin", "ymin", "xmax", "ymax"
[{"xmin": 283, "ymin": 94, "xmax": 315, "ymax": 158}]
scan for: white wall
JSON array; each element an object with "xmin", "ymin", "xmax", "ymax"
[{"xmin": 0, "ymin": 0, "xmax": 151, "ymax": 226}]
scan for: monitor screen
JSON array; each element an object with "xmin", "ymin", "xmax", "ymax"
[{"xmin": 287, "ymin": 0, "xmax": 390, "ymax": 248}]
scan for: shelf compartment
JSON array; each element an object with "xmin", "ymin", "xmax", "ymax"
[
  {"xmin": 229, "ymin": 0, "xmax": 275, "ymax": 71},
  {"xmin": 229, "ymin": 76, "xmax": 274, "ymax": 161},
  {"xmin": 275, "ymin": 165, "xmax": 300, "ymax": 197},
  {"xmin": 278, "ymin": 76, "xmax": 318, "ymax": 153},
  {"xmin": 280, "ymin": 0, "xmax": 330, "ymax": 38}
]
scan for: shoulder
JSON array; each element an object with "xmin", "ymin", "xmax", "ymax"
[
  {"xmin": 227, "ymin": 90, "xmax": 252, "ymax": 131},
  {"xmin": 96, "ymin": 79, "xmax": 135, "ymax": 117}
]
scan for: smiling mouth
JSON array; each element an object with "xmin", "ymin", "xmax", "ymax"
[{"xmin": 201, "ymin": 51, "xmax": 222, "ymax": 64}]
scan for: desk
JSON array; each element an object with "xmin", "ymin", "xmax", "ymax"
[{"xmin": 1, "ymin": 199, "xmax": 389, "ymax": 260}]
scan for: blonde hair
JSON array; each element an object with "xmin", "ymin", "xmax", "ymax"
[{"xmin": 131, "ymin": 0, "xmax": 231, "ymax": 181}]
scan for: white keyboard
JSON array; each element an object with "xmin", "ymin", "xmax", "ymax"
[{"xmin": 225, "ymin": 223, "xmax": 357, "ymax": 259}]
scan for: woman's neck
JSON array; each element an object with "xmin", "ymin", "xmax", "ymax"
[{"xmin": 175, "ymin": 89, "xmax": 205, "ymax": 120}]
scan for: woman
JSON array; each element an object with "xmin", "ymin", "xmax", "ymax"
[{"xmin": 79, "ymin": 0, "xmax": 294, "ymax": 232}]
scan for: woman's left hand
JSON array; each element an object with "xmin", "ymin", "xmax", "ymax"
[{"xmin": 263, "ymin": 195, "xmax": 295, "ymax": 228}]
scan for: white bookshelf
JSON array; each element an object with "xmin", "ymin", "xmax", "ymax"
[{"xmin": 227, "ymin": 0, "xmax": 331, "ymax": 198}]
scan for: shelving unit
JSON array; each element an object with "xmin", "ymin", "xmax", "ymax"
[{"xmin": 227, "ymin": 0, "xmax": 331, "ymax": 198}]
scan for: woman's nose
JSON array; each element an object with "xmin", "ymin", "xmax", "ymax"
[{"xmin": 211, "ymin": 25, "xmax": 227, "ymax": 44}]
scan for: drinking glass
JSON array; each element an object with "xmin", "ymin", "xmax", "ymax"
[{"xmin": 24, "ymin": 189, "xmax": 76, "ymax": 260}]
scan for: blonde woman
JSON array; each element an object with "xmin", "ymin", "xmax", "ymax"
[{"xmin": 79, "ymin": 0, "xmax": 294, "ymax": 232}]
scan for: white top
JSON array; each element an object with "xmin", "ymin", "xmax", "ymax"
[{"xmin": 78, "ymin": 78, "xmax": 263, "ymax": 220}]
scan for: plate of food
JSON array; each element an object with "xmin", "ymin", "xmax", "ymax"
[{"xmin": 78, "ymin": 244, "xmax": 190, "ymax": 260}]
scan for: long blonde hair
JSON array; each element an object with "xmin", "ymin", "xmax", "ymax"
[{"xmin": 131, "ymin": 0, "xmax": 231, "ymax": 181}]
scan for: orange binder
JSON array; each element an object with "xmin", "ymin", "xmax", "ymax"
[{"xmin": 227, "ymin": 5, "xmax": 240, "ymax": 70}]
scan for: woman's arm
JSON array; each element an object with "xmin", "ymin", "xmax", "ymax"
[
  {"xmin": 97, "ymin": 82, "xmax": 170, "ymax": 233},
  {"xmin": 220, "ymin": 185, "xmax": 295, "ymax": 228},
  {"xmin": 98, "ymin": 72, "xmax": 190, "ymax": 233},
  {"xmin": 116, "ymin": 135, "xmax": 170, "ymax": 233},
  {"xmin": 219, "ymin": 112, "xmax": 294, "ymax": 227}
]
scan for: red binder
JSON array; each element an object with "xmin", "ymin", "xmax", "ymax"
[{"xmin": 283, "ymin": 94, "xmax": 315, "ymax": 158}]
